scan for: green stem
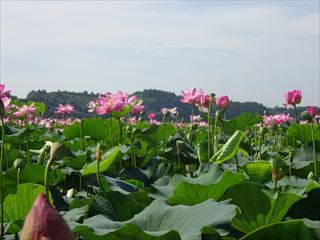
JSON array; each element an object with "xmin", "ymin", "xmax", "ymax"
[
  {"xmin": 235, "ymin": 155, "xmax": 239, "ymax": 172},
  {"xmin": 118, "ymin": 118, "xmax": 122, "ymax": 144},
  {"xmin": 80, "ymin": 120, "xmax": 84, "ymax": 150},
  {"xmin": 44, "ymin": 158, "xmax": 54, "ymax": 197},
  {"xmin": 189, "ymin": 102, "xmax": 194, "ymax": 144},
  {"xmin": 26, "ymin": 140, "xmax": 30, "ymax": 163},
  {"xmin": 293, "ymin": 105, "xmax": 298, "ymax": 123},
  {"xmin": 207, "ymin": 99, "xmax": 212, "ymax": 161},
  {"xmin": 0, "ymin": 116, "xmax": 5, "ymax": 238},
  {"xmin": 311, "ymin": 123, "xmax": 317, "ymax": 178},
  {"xmin": 213, "ymin": 111, "xmax": 219, "ymax": 154},
  {"xmin": 17, "ymin": 168, "xmax": 20, "ymax": 185}
]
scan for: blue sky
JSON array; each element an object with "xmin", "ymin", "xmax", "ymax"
[{"xmin": 1, "ymin": 0, "xmax": 319, "ymax": 107}]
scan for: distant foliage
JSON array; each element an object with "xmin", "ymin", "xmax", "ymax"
[{"xmin": 23, "ymin": 89, "xmax": 305, "ymax": 119}]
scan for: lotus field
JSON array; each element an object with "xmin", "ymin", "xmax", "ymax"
[{"xmin": 0, "ymin": 84, "xmax": 320, "ymax": 240}]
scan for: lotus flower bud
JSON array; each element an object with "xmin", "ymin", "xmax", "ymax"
[
  {"xmin": 96, "ymin": 144, "xmax": 102, "ymax": 161},
  {"xmin": 20, "ymin": 193, "xmax": 74, "ymax": 240},
  {"xmin": 14, "ymin": 158, "xmax": 26, "ymax": 169},
  {"xmin": 66, "ymin": 188, "xmax": 77, "ymax": 198}
]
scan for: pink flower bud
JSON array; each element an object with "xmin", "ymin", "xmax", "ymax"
[
  {"xmin": 307, "ymin": 106, "xmax": 317, "ymax": 116},
  {"xmin": 215, "ymin": 96, "xmax": 230, "ymax": 109},
  {"xmin": 20, "ymin": 193, "xmax": 74, "ymax": 240},
  {"xmin": 284, "ymin": 90, "xmax": 302, "ymax": 105}
]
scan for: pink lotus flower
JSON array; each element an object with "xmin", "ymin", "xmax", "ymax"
[
  {"xmin": 87, "ymin": 100, "xmax": 97, "ymax": 113},
  {"xmin": 2, "ymin": 97, "xmax": 12, "ymax": 112},
  {"xmin": 190, "ymin": 115, "xmax": 201, "ymax": 122},
  {"xmin": 180, "ymin": 88, "xmax": 198, "ymax": 104},
  {"xmin": 55, "ymin": 104, "xmax": 74, "ymax": 118},
  {"xmin": 216, "ymin": 96, "xmax": 230, "ymax": 109},
  {"xmin": 127, "ymin": 116, "xmax": 138, "ymax": 125},
  {"xmin": 148, "ymin": 113, "xmax": 156, "ymax": 120},
  {"xmin": 284, "ymin": 90, "xmax": 302, "ymax": 105},
  {"xmin": 263, "ymin": 114, "xmax": 292, "ymax": 127},
  {"xmin": 95, "ymin": 91, "xmax": 132, "ymax": 115},
  {"xmin": 181, "ymin": 88, "xmax": 212, "ymax": 108},
  {"xmin": 0, "ymin": 83, "xmax": 11, "ymax": 100},
  {"xmin": 161, "ymin": 107, "xmax": 178, "ymax": 118},
  {"xmin": 307, "ymin": 106, "xmax": 317, "ymax": 116},
  {"xmin": 149, "ymin": 119, "xmax": 161, "ymax": 125},
  {"xmin": 131, "ymin": 100, "xmax": 145, "ymax": 115},
  {"xmin": 20, "ymin": 193, "xmax": 74, "ymax": 240},
  {"xmin": 196, "ymin": 94, "xmax": 211, "ymax": 108},
  {"xmin": 13, "ymin": 103, "xmax": 37, "ymax": 119}
]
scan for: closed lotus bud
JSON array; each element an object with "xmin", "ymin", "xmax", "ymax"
[
  {"xmin": 14, "ymin": 158, "xmax": 26, "ymax": 169},
  {"xmin": 66, "ymin": 188, "xmax": 77, "ymax": 198},
  {"xmin": 20, "ymin": 193, "xmax": 74, "ymax": 240},
  {"xmin": 272, "ymin": 157, "xmax": 282, "ymax": 181},
  {"xmin": 96, "ymin": 144, "xmax": 102, "ymax": 161},
  {"xmin": 308, "ymin": 172, "xmax": 314, "ymax": 179}
]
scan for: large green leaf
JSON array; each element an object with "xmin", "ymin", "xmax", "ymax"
[
  {"xmin": 150, "ymin": 165, "xmax": 224, "ymax": 199},
  {"xmin": 222, "ymin": 112, "xmax": 262, "ymax": 135},
  {"xmin": 74, "ymin": 223, "xmax": 180, "ymax": 240},
  {"xmin": 222, "ymin": 182, "xmax": 307, "ymax": 233},
  {"xmin": 89, "ymin": 191, "xmax": 151, "ymax": 221},
  {"xmin": 241, "ymin": 219, "xmax": 320, "ymax": 240},
  {"xmin": 167, "ymin": 171, "xmax": 246, "ymax": 205},
  {"xmin": 210, "ymin": 130, "xmax": 244, "ymax": 164},
  {"xmin": 81, "ymin": 146, "xmax": 120, "ymax": 176},
  {"xmin": 286, "ymin": 123, "xmax": 320, "ymax": 143},
  {"xmin": 73, "ymin": 199, "xmax": 237, "ymax": 240},
  {"xmin": 82, "ymin": 118, "xmax": 111, "ymax": 141},
  {"xmin": 63, "ymin": 121, "xmax": 81, "ymax": 139},
  {"xmin": 2, "ymin": 183, "xmax": 52, "ymax": 225}
]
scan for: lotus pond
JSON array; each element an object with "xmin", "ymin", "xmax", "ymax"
[{"xmin": 0, "ymin": 86, "xmax": 319, "ymax": 240}]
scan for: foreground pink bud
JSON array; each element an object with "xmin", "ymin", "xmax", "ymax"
[{"xmin": 20, "ymin": 193, "xmax": 74, "ymax": 240}]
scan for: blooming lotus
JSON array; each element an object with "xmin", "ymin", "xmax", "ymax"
[
  {"xmin": 190, "ymin": 115, "xmax": 201, "ymax": 122},
  {"xmin": 87, "ymin": 100, "xmax": 97, "ymax": 113},
  {"xmin": 216, "ymin": 96, "xmax": 230, "ymax": 109},
  {"xmin": 263, "ymin": 113, "xmax": 293, "ymax": 127},
  {"xmin": 161, "ymin": 107, "xmax": 178, "ymax": 118},
  {"xmin": 55, "ymin": 104, "xmax": 74, "ymax": 118},
  {"xmin": 284, "ymin": 90, "xmax": 302, "ymax": 105},
  {"xmin": 95, "ymin": 91, "xmax": 134, "ymax": 115},
  {"xmin": 20, "ymin": 193, "xmax": 74, "ymax": 240},
  {"xmin": 13, "ymin": 103, "xmax": 37, "ymax": 120},
  {"xmin": 180, "ymin": 88, "xmax": 210, "ymax": 108}
]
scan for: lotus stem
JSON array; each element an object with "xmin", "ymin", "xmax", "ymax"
[
  {"xmin": 44, "ymin": 157, "xmax": 54, "ymax": 197},
  {"xmin": 0, "ymin": 115, "xmax": 5, "ymax": 238},
  {"xmin": 311, "ymin": 123, "xmax": 317, "ymax": 178},
  {"xmin": 207, "ymin": 97, "xmax": 212, "ymax": 161}
]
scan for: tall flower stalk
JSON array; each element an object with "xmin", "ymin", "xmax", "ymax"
[{"xmin": 0, "ymin": 114, "xmax": 4, "ymax": 238}]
